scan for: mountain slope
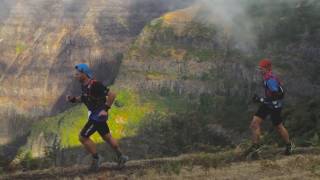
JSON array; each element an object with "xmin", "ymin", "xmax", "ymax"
[
  {"xmin": 0, "ymin": 0, "xmax": 194, "ymax": 143},
  {"xmin": 2, "ymin": 0, "xmax": 320, "ymax": 174},
  {"xmin": 7, "ymin": 0, "xmax": 320, "ymax": 169}
]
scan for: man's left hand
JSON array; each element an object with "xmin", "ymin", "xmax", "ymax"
[{"xmin": 98, "ymin": 110, "xmax": 108, "ymax": 117}]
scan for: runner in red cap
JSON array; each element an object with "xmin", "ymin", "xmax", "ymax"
[{"xmin": 245, "ymin": 59, "xmax": 294, "ymax": 157}]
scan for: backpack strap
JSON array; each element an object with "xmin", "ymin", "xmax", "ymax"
[{"xmin": 264, "ymin": 73, "xmax": 285, "ymax": 100}]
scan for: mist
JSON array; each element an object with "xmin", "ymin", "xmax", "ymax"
[
  {"xmin": 200, "ymin": 0, "xmax": 256, "ymax": 52},
  {"xmin": 189, "ymin": 0, "xmax": 313, "ymax": 52},
  {"xmin": 0, "ymin": 0, "xmax": 315, "ymax": 51},
  {"xmin": 0, "ymin": 0, "xmax": 16, "ymax": 23}
]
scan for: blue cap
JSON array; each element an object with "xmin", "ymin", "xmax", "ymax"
[{"xmin": 75, "ymin": 64, "xmax": 93, "ymax": 79}]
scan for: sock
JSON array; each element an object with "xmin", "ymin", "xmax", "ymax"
[
  {"xmin": 92, "ymin": 153, "xmax": 99, "ymax": 159},
  {"xmin": 115, "ymin": 150, "xmax": 122, "ymax": 158}
]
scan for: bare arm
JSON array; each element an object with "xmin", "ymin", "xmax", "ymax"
[{"xmin": 106, "ymin": 91, "xmax": 116, "ymax": 110}]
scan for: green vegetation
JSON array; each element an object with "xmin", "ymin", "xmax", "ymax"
[
  {"xmin": 26, "ymin": 89, "xmax": 154, "ymax": 148},
  {"xmin": 158, "ymin": 161, "xmax": 184, "ymax": 175},
  {"xmin": 109, "ymin": 88, "xmax": 153, "ymax": 137},
  {"xmin": 148, "ymin": 18, "xmax": 164, "ymax": 32},
  {"xmin": 19, "ymin": 151, "xmax": 45, "ymax": 170},
  {"xmin": 310, "ymin": 164, "xmax": 320, "ymax": 177},
  {"xmin": 16, "ymin": 88, "xmax": 195, "ymax": 166},
  {"xmin": 248, "ymin": 0, "xmax": 320, "ymax": 48},
  {"xmin": 128, "ymin": 15, "xmax": 221, "ymax": 62},
  {"xmin": 308, "ymin": 133, "xmax": 320, "ymax": 147},
  {"xmin": 186, "ymin": 48, "xmax": 220, "ymax": 62},
  {"xmin": 18, "ymin": 84, "xmax": 248, "ymax": 166},
  {"xmin": 134, "ymin": 109, "xmax": 233, "ymax": 157},
  {"xmin": 250, "ymin": 98, "xmax": 320, "ymax": 148},
  {"xmin": 142, "ymin": 91, "xmax": 192, "ymax": 112},
  {"xmin": 284, "ymin": 98, "xmax": 320, "ymax": 146},
  {"xmin": 10, "ymin": 89, "xmax": 151, "ymax": 169},
  {"xmin": 28, "ymin": 105, "xmax": 88, "ymax": 148},
  {"xmin": 15, "ymin": 42, "xmax": 27, "ymax": 55}
]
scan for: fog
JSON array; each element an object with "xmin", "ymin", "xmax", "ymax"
[
  {"xmin": 0, "ymin": 0, "xmax": 312, "ymax": 51},
  {"xmin": 194, "ymin": 0, "xmax": 309, "ymax": 51}
]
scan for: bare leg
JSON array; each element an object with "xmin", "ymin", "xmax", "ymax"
[
  {"xmin": 79, "ymin": 135, "xmax": 97, "ymax": 155},
  {"xmin": 102, "ymin": 133, "xmax": 122, "ymax": 157},
  {"xmin": 250, "ymin": 116, "xmax": 263, "ymax": 144},
  {"xmin": 275, "ymin": 123, "xmax": 290, "ymax": 144}
]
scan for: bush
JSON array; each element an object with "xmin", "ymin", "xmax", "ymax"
[
  {"xmin": 135, "ymin": 110, "xmax": 233, "ymax": 157},
  {"xmin": 20, "ymin": 152, "xmax": 40, "ymax": 170},
  {"xmin": 199, "ymin": 93, "xmax": 216, "ymax": 113},
  {"xmin": 284, "ymin": 98, "xmax": 320, "ymax": 146}
]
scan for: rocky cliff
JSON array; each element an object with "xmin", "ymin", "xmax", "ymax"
[
  {"xmin": 118, "ymin": 1, "xmax": 320, "ymax": 100},
  {"xmin": 0, "ymin": 0, "xmax": 194, "ymax": 143}
]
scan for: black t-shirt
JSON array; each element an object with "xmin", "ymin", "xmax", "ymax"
[{"xmin": 81, "ymin": 80, "xmax": 109, "ymax": 111}]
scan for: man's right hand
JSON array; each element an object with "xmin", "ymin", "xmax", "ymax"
[
  {"xmin": 66, "ymin": 95, "xmax": 77, "ymax": 103},
  {"xmin": 252, "ymin": 94, "xmax": 264, "ymax": 103}
]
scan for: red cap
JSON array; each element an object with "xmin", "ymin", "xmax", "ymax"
[{"xmin": 259, "ymin": 59, "xmax": 272, "ymax": 68}]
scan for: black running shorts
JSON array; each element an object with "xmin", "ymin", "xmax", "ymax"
[
  {"xmin": 255, "ymin": 104, "xmax": 283, "ymax": 126},
  {"xmin": 80, "ymin": 120, "xmax": 110, "ymax": 138}
]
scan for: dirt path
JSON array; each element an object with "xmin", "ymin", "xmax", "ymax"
[{"xmin": 2, "ymin": 147, "xmax": 320, "ymax": 180}]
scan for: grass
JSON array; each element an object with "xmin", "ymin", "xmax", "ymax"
[
  {"xmin": 12, "ymin": 91, "xmax": 196, "ymax": 169},
  {"xmin": 148, "ymin": 18, "xmax": 163, "ymax": 31},
  {"xmin": 186, "ymin": 48, "xmax": 221, "ymax": 62},
  {"xmin": 15, "ymin": 42, "xmax": 27, "ymax": 55},
  {"xmin": 145, "ymin": 71, "xmax": 177, "ymax": 80},
  {"xmin": 11, "ymin": 88, "xmax": 155, "ymax": 168},
  {"xmin": 158, "ymin": 161, "xmax": 183, "ymax": 175},
  {"xmin": 128, "ymin": 7, "xmax": 220, "ymax": 63},
  {"xmin": 109, "ymin": 88, "xmax": 153, "ymax": 137},
  {"xmin": 19, "ymin": 87, "xmax": 192, "ymax": 162},
  {"xmin": 311, "ymin": 164, "xmax": 320, "ymax": 177},
  {"xmin": 129, "ymin": 40, "xmax": 221, "ymax": 63},
  {"xmin": 31, "ymin": 89, "xmax": 154, "ymax": 147},
  {"xmin": 141, "ymin": 92, "xmax": 192, "ymax": 113},
  {"xmin": 5, "ymin": 152, "xmax": 320, "ymax": 179},
  {"xmin": 29, "ymin": 105, "xmax": 89, "ymax": 148}
]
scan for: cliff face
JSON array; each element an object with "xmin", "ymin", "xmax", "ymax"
[
  {"xmin": 117, "ymin": 2, "xmax": 320, "ymax": 99},
  {"xmin": 116, "ymin": 6, "xmax": 257, "ymax": 102},
  {"xmin": 0, "ymin": 0, "xmax": 194, "ymax": 143}
]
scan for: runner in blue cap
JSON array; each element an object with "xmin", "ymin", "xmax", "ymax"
[
  {"xmin": 66, "ymin": 64, "xmax": 128, "ymax": 171},
  {"xmin": 74, "ymin": 63, "xmax": 94, "ymax": 79}
]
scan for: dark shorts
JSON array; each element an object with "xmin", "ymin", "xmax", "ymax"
[
  {"xmin": 89, "ymin": 110, "xmax": 108, "ymax": 122},
  {"xmin": 80, "ymin": 120, "xmax": 110, "ymax": 138},
  {"xmin": 255, "ymin": 104, "xmax": 283, "ymax": 126}
]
